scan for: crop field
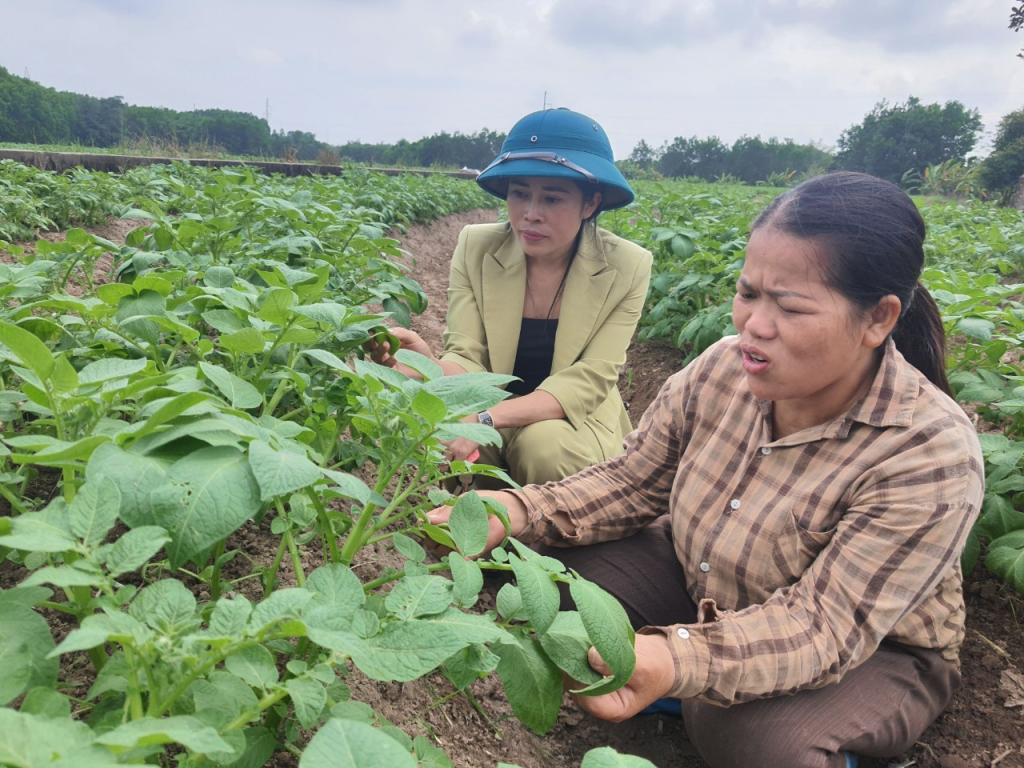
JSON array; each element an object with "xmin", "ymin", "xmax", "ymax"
[{"xmin": 0, "ymin": 161, "xmax": 1023, "ymax": 767}]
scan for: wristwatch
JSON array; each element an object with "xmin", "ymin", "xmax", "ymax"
[{"xmin": 477, "ymin": 410, "xmax": 494, "ymax": 428}]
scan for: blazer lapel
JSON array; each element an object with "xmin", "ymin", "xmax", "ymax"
[
  {"xmin": 482, "ymin": 232, "xmax": 526, "ymax": 376},
  {"xmin": 553, "ymin": 233, "xmax": 615, "ymax": 372}
]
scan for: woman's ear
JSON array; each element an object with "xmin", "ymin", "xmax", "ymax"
[
  {"xmin": 863, "ymin": 294, "xmax": 901, "ymax": 349},
  {"xmin": 582, "ymin": 191, "xmax": 602, "ymax": 220}
]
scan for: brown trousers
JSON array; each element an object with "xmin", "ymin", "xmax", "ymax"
[{"xmin": 540, "ymin": 518, "xmax": 960, "ymax": 768}]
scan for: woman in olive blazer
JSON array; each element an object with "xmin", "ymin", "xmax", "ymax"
[
  {"xmin": 440, "ymin": 220, "xmax": 652, "ymax": 484},
  {"xmin": 370, "ymin": 107, "xmax": 652, "ymax": 486}
]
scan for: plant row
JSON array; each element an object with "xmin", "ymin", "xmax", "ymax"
[{"xmin": 0, "ymin": 165, "xmax": 643, "ymax": 768}]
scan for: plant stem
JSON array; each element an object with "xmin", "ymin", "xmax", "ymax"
[
  {"xmin": 209, "ymin": 539, "xmax": 226, "ymax": 602},
  {"xmin": 306, "ymin": 487, "xmax": 341, "ymax": 563},
  {"xmin": 264, "ymin": 536, "xmax": 288, "ymax": 597}
]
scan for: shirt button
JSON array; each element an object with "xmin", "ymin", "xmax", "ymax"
[
  {"xmin": 677, "ymin": 628, "xmax": 690, "ymax": 639},
  {"xmin": 699, "ymin": 562, "xmax": 710, "ymax": 573},
  {"xmin": 730, "ymin": 499, "xmax": 741, "ymax": 510},
  {"xmin": 761, "ymin": 447, "xmax": 772, "ymax": 455}
]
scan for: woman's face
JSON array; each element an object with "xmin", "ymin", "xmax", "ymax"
[
  {"xmin": 506, "ymin": 177, "xmax": 600, "ymax": 264},
  {"xmin": 732, "ymin": 227, "xmax": 892, "ymax": 434}
]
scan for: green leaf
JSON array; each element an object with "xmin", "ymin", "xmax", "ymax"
[
  {"xmin": 508, "ymin": 555, "xmax": 560, "ymax": 635},
  {"xmin": 957, "ymin": 317, "xmax": 995, "ymax": 341},
  {"xmin": 396, "ymin": 349, "xmax": 444, "ymax": 381},
  {"xmin": 443, "ymin": 644, "xmax": 500, "ymax": 690},
  {"xmin": 85, "ymin": 444, "xmax": 172, "ymax": 528},
  {"xmin": 537, "ymin": 612, "xmax": 603, "ymax": 686},
  {"xmin": 258, "ymin": 287, "xmax": 298, "ymax": 325},
  {"xmin": 285, "ymin": 678, "xmax": 328, "ymax": 729},
  {"xmin": 69, "ymin": 477, "xmax": 121, "ymax": 546},
  {"xmin": 95, "ymin": 715, "xmax": 233, "ymax": 755},
  {"xmin": 130, "ymin": 579, "xmax": 198, "ymax": 634},
  {"xmin": 249, "ymin": 587, "xmax": 312, "ymax": 630},
  {"xmin": 293, "ymin": 302, "xmax": 349, "ymax": 328},
  {"xmin": 50, "ymin": 354, "xmax": 79, "ymax": 394},
  {"xmin": 449, "ymin": 492, "xmax": 491, "ymax": 558},
  {"xmin": 580, "ymin": 747, "xmax": 659, "ymax": 768},
  {"xmin": 52, "ymin": 611, "xmax": 146, "ymax": 656},
  {"xmin": 494, "ymin": 631, "xmax": 563, "ymax": 735},
  {"xmin": 427, "ymin": 607, "xmax": 513, "ymax": 644},
  {"xmin": 0, "ymin": 710, "xmax": 109, "ymax": 767},
  {"xmin": 209, "ymin": 594, "xmax": 253, "ymax": 638},
  {"xmin": 115, "ymin": 289, "xmax": 166, "ymax": 323},
  {"xmin": 221, "ymin": 327, "xmax": 266, "ymax": 354},
  {"xmin": 300, "ymin": 348, "xmax": 348, "ymax": 371},
  {"xmin": 986, "ymin": 529, "xmax": 1024, "ymax": 592},
  {"xmin": 300, "ymin": 718, "xmax": 417, "ymax": 768},
  {"xmin": 147, "ymin": 446, "xmax": 261, "ymax": 569},
  {"xmin": 200, "ymin": 362, "xmax": 263, "ymax": 409},
  {"xmin": 224, "ymin": 644, "xmax": 279, "ymax": 689},
  {"xmin": 411, "ymin": 388, "xmax": 446, "ymax": 423},
  {"xmin": 448, "ymin": 554, "xmax": 483, "ymax": 608},
  {"xmin": 384, "ymin": 576, "xmax": 452, "ymax": 620},
  {"xmin": 0, "ymin": 319, "xmax": 55, "ymax": 382},
  {"xmin": 321, "ymin": 469, "xmax": 386, "ymax": 506},
  {"xmin": 351, "ymin": 621, "xmax": 469, "ymax": 682},
  {"xmin": 413, "ymin": 735, "xmax": 455, "ymax": 768},
  {"xmin": 204, "ymin": 266, "xmax": 236, "ymax": 288},
  {"xmin": 0, "ymin": 505, "xmax": 76, "ymax": 553},
  {"xmin": 0, "ymin": 602, "xmax": 57, "ymax": 706},
  {"xmin": 78, "ymin": 357, "xmax": 148, "ymax": 386},
  {"xmin": 19, "ymin": 687, "xmax": 71, "ymax": 720},
  {"xmin": 104, "ymin": 526, "xmax": 170, "ymax": 577},
  {"xmin": 21, "ymin": 563, "xmax": 104, "ymax": 589},
  {"xmin": 391, "ymin": 533, "xmax": 426, "ymax": 563},
  {"xmin": 248, "ymin": 439, "xmax": 322, "ymax": 502},
  {"xmin": 568, "ymin": 578, "xmax": 636, "ymax": 696},
  {"xmin": 306, "ymin": 564, "xmax": 365, "ymax": 617}
]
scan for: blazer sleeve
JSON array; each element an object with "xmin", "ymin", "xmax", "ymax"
[
  {"xmin": 440, "ymin": 226, "xmax": 490, "ymax": 374},
  {"xmin": 537, "ymin": 244, "xmax": 652, "ymax": 429}
]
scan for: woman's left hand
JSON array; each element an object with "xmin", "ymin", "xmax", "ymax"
[{"xmin": 571, "ymin": 633, "xmax": 677, "ymax": 723}]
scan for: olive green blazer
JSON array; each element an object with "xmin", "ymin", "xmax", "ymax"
[{"xmin": 440, "ymin": 222, "xmax": 653, "ymax": 454}]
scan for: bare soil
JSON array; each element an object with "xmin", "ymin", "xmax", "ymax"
[{"xmin": 1, "ymin": 211, "xmax": 1022, "ymax": 767}]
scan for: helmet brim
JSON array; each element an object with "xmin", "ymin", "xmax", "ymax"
[{"xmin": 476, "ymin": 150, "xmax": 635, "ymax": 210}]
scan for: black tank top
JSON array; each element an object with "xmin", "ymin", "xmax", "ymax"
[{"xmin": 507, "ymin": 317, "xmax": 558, "ymax": 396}]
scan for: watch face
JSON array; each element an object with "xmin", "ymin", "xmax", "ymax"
[{"xmin": 478, "ymin": 411, "xmax": 494, "ymax": 428}]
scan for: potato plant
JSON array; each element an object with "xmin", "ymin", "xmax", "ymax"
[{"xmin": 0, "ymin": 164, "xmax": 639, "ymax": 767}]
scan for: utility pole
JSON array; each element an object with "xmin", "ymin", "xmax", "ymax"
[
  {"xmin": 542, "ymin": 91, "xmax": 548, "ymax": 109},
  {"xmin": 265, "ymin": 99, "xmax": 271, "ymax": 126}
]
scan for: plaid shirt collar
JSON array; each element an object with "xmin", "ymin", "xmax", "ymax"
[{"xmin": 754, "ymin": 338, "xmax": 921, "ymax": 448}]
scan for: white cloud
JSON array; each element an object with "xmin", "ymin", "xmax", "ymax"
[{"xmin": 0, "ymin": 0, "xmax": 1018, "ymax": 159}]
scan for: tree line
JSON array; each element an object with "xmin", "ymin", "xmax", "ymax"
[{"xmin": 1, "ymin": 65, "xmax": 1021, "ymax": 196}]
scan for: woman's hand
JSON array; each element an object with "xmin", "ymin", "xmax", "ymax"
[
  {"xmin": 426, "ymin": 491, "xmax": 530, "ymax": 559},
  {"xmin": 571, "ymin": 634, "xmax": 677, "ymax": 723},
  {"xmin": 364, "ymin": 327, "xmax": 437, "ymax": 378}
]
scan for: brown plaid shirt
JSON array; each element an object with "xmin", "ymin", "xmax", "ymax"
[{"xmin": 515, "ymin": 336, "xmax": 984, "ymax": 705}]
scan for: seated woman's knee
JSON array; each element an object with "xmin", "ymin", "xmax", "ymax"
[{"xmin": 507, "ymin": 420, "xmax": 593, "ymax": 485}]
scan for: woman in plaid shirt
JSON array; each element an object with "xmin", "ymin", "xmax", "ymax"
[{"xmin": 431, "ymin": 171, "xmax": 984, "ymax": 768}]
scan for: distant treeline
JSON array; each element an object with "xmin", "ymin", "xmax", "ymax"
[
  {"xmin": 0, "ymin": 67, "xmax": 505, "ymax": 167},
  {"xmin": 623, "ymin": 135, "xmax": 833, "ymax": 184}
]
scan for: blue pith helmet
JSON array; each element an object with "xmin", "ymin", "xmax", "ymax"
[{"xmin": 476, "ymin": 108, "xmax": 635, "ymax": 210}]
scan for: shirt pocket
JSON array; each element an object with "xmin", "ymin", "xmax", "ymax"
[{"xmin": 760, "ymin": 507, "xmax": 837, "ymax": 588}]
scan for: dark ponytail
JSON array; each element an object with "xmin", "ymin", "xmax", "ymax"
[
  {"xmin": 752, "ymin": 172, "xmax": 951, "ymax": 397},
  {"xmin": 892, "ymin": 283, "xmax": 951, "ymax": 397}
]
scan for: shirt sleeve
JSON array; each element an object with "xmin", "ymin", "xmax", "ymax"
[
  {"xmin": 535, "ymin": 248, "xmax": 652, "ymax": 430},
  {"xmin": 646, "ymin": 419, "xmax": 984, "ymax": 705},
  {"xmin": 513, "ymin": 345, "xmax": 711, "ymax": 547},
  {"xmin": 440, "ymin": 226, "xmax": 490, "ymax": 374}
]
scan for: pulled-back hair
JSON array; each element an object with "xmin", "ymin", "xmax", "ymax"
[{"xmin": 751, "ymin": 171, "xmax": 951, "ymax": 397}]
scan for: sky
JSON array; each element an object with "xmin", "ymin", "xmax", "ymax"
[{"xmin": 2, "ymin": 0, "xmax": 1022, "ymax": 159}]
